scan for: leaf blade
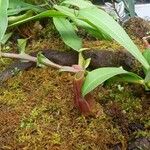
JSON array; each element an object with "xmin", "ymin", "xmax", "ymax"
[
  {"xmin": 78, "ymin": 7, "xmax": 149, "ymax": 70},
  {"xmin": 54, "ymin": 5, "xmax": 111, "ymax": 40},
  {"xmin": 0, "ymin": 0, "xmax": 9, "ymax": 42},
  {"xmin": 8, "ymin": 10, "xmax": 65, "ymax": 27},
  {"xmin": 82, "ymin": 67, "xmax": 143, "ymax": 96},
  {"xmin": 8, "ymin": 0, "xmax": 44, "ymax": 16},
  {"xmin": 53, "ymin": 17, "xmax": 82, "ymax": 50}
]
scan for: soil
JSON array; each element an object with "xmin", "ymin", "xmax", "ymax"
[{"xmin": 0, "ymin": 18, "xmax": 150, "ymax": 150}]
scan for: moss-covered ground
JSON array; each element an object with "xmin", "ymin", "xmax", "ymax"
[{"xmin": 0, "ymin": 19, "xmax": 150, "ymax": 149}]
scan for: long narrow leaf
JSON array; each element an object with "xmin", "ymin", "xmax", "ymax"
[
  {"xmin": 8, "ymin": 0, "xmax": 44, "ymax": 16},
  {"xmin": 54, "ymin": 5, "xmax": 77, "ymax": 18},
  {"xmin": 143, "ymin": 48, "xmax": 150, "ymax": 65},
  {"xmin": 127, "ymin": 0, "xmax": 135, "ymax": 17},
  {"xmin": 82, "ymin": 67, "xmax": 143, "ymax": 96},
  {"xmin": 1, "ymin": 32, "xmax": 13, "ymax": 45},
  {"xmin": 8, "ymin": 10, "xmax": 34, "ymax": 25},
  {"xmin": 122, "ymin": 0, "xmax": 135, "ymax": 17},
  {"xmin": 108, "ymin": 73, "xmax": 144, "ymax": 84},
  {"xmin": 78, "ymin": 7, "xmax": 149, "ymax": 70},
  {"xmin": 54, "ymin": 5, "xmax": 111, "ymax": 40},
  {"xmin": 73, "ymin": 18, "xmax": 111, "ymax": 40},
  {"xmin": 144, "ymin": 69, "xmax": 150, "ymax": 83},
  {"xmin": 53, "ymin": 17, "xmax": 82, "ymax": 50},
  {"xmin": 8, "ymin": 10, "xmax": 65, "ymax": 27},
  {"xmin": 0, "ymin": 0, "xmax": 9, "ymax": 42}
]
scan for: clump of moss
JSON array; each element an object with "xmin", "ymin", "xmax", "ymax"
[
  {"xmin": 124, "ymin": 17, "xmax": 150, "ymax": 39},
  {"xmin": 0, "ymin": 67, "xmax": 127, "ymax": 149},
  {"xmin": 99, "ymin": 84, "xmax": 143, "ymax": 121}
]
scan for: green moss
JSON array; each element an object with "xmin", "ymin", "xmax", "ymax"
[
  {"xmin": 98, "ymin": 84, "xmax": 144, "ymax": 122},
  {"xmin": 51, "ymin": 133, "xmax": 61, "ymax": 145},
  {"xmin": 0, "ymin": 90, "xmax": 26, "ymax": 106},
  {"xmin": 20, "ymin": 106, "xmax": 47, "ymax": 129},
  {"xmin": 110, "ymin": 90, "xmax": 142, "ymax": 113},
  {"xmin": 135, "ymin": 130, "xmax": 150, "ymax": 138},
  {"xmin": 0, "ymin": 58, "xmax": 13, "ymax": 72}
]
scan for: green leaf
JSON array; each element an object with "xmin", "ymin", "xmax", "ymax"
[
  {"xmin": 54, "ymin": 5, "xmax": 77, "ymax": 18},
  {"xmin": 8, "ymin": 0, "xmax": 44, "ymax": 16},
  {"xmin": 37, "ymin": 52, "xmax": 47, "ymax": 67},
  {"xmin": 8, "ymin": 10, "xmax": 65, "ymax": 27},
  {"xmin": 73, "ymin": 18, "xmax": 111, "ymax": 40},
  {"xmin": 8, "ymin": 10, "xmax": 34, "ymax": 25},
  {"xmin": 78, "ymin": 52, "xmax": 91, "ymax": 69},
  {"xmin": 17, "ymin": 39, "xmax": 27, "ymax": 54},
  {"xmin": 109, "ymin": 72, "xmax": 144, "ymax": 84},
  {"xmin": 144, "ymin": 69, "xmax": 150, "ymax": 89},
  {"xmin": 78, "ymin": 7, "xmax": 149, "ymax": 70},
  {"xmin": 61, "ymin": 0, "xmax": 93, "ymax": 9},
  {"xmin": 82, "ymin": 67, "xmax": 143, "ymax": 96},
  {"xmin": 0, "ymin": 0, "xmax": 9, "ymax": 42},
  {"xmin": 127, "ymin": 0, "xmax": 135, "ymax": 17},
  {"xmin": 1, "ymin": 32, "xmax": 13, "ymax": 45},
  {"xmin": 122, "ymin": 0, "xmax": 135, "ymax": 17},
  {"xmin": 78, "ymin": 52, "xmax": 84, "ymax": 67},
  {"xmin": 143, "ymin": 48, "xmax": 150, "ymax": 65},
  {"xmin": 54, "ymin": 5, "xmax": 111, "ymax": 40},
  {"xmin": 53, "ymin": 17, "xmax": 82, "ymax": 51},
  {"xmin": 84, "ymin": 58, "xmax": 91, "ymax": 69},
  {"xmin": 9, "ymin": 0, "xmax": 29, "ymax": 9}
]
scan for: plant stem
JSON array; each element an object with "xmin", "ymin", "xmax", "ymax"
[
  {"xmin": 1, "ymin": 53, "xmax": 36, "ymax": 61},
  {"xmin": 0, "ymin": 52, "xmax": 81, "ymax": 72}
]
